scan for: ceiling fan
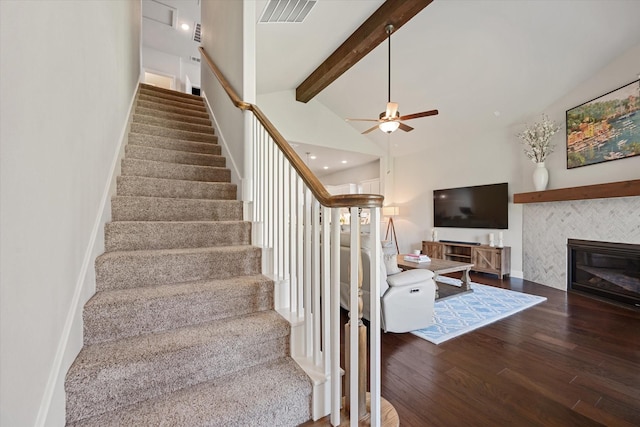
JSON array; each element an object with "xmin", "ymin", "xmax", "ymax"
[{"xmin": 346, "ymin": 24, "xmax": 439, "ymax": 134}]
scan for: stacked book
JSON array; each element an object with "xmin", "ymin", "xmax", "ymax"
[{"xmin": 403, "ymin": 254, "xmax": 431, "ymax": 263}]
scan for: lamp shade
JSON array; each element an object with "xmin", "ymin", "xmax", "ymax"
[
  {"xmin": 379, "ymin": 121, "xmax": 400, "ymax": 133},
  {"xmin": 382, "ymin": 206, "xmax": 400, "ymax": 216}
]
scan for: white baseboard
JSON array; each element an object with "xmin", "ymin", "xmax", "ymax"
[
  {"xmin": 35, "ymin": 78, "xmax": 140, "ymax": 427},
  {"xmin": 510, "ymin": 269, "xmax": 524, "ymax": 279}
]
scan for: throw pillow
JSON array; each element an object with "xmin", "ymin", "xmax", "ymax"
[{"xmin": 381, "ymin": 241, "xmax": 401, "ymax": 275}]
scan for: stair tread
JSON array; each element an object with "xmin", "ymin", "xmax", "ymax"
[
  {"xmin": 87, "ymin": 274, "xmax": 272, "ymax": 308},
  {"xmin": 84, "ymin": 275, "xmax": 273, "ymax": 343},
  {"xmin": 135, "ymin": 99, "xmax": 210, "ymax": 118},
  {"xmin": 134, "ymin": 106, "xmax": 211, "ymax": 125},
  {"xmin": 127, "ymin": 133, "xmax": 220, "ymax": 155},
  {"xmin": 97, "ymin": 244, "xmax": 257, "ymax": 260},
  {"xmin": 139, "ymin": 83, "xmax": 203, "ymax": 101},
  {"xmin": 121, "ymin": 158, "xmax": 231, "ymax": 183},
  {"xmin": 139, "ymin": 88, "xmax": 205, "ymax": 105},
  {"xmin": 95, "ymin": 245, "xmax": 261, "ymax": 290},
  {"xmin": 105, "ymin": 220, "xmax": 249, "ymax": 251},
  {"xmin": 117, "ymin": 174, "xmax": 234, "ymax": 188},
  {"xmin": 125, "ymin": 144, "xmax": 223, "ymax": 161},
  {"xmin": 130, "ymin": 123, "xmax": 217, "ymax": 143},
  {"xmin": 121, "ymin": 157, "xmax": 228, "ymax": 173},
  {"xmin": 68, "ymin": 357, "xmax": 312, "ymax": 427},
  {"xmin": 72, "ymin": 310, "xmax": 287, "ymax": 369},
  {"xmin": 137, "ymin": 93, "xmax": 206, "ymax": 111},
  {"xmin": 132, "ymin": 114, "xmax": 214, "ymax": 135}
]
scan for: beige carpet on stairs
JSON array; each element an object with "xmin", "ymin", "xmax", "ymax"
[{"xmin": 64, "ymin": 83, "xmax": 312, "ymax": 426}]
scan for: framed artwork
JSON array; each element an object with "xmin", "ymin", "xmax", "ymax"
[{"xmin": 566, "ymin": 79, "xmax": 640, "ymax": 169}]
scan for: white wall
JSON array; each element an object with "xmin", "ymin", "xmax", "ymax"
[
  {"xmin": 142, "ymin": 46, "xmax": 201, "ymax": 93},
  {"xmin": 321, "ymin": 160, "xmax": 380, "ymax": 186},
  {"xmin": 200, "ymin": 0, "xmax": 247, "ymax": 179},
  {"xmin": 258, "ymin": 90, "xmax": 384, "ymax": 158},
  {"xmin": 143, "ymin": 46, "xmax": 180, "ymax": 88},
  {"xmin": 517, "ymin": 42, "xmax": 640, "ymax": 190},
  {"xmin": 394, "ymin": 127, "xmax": 524, "ymax": 275},
  {"xmin": 0, "ymin": 1, "xmax": 141, "ymax": 425},
  {"xmin": 392, "ymin": 42, "xmax": 640, "ymax": 278}
]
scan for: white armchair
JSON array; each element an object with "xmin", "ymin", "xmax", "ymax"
[{"xmin": 338, "ymin": 233, "xmax": 436, "ymax": 333}]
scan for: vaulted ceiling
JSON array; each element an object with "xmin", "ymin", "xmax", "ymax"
[
  {"xmin": 257, "ymin": 0, "xmax": 640, "ymax": 159},
  {"xmin": 144, "ymin": 0, "xmax": 640, "ymax": 173}
]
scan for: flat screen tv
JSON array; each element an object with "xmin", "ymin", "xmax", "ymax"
[{"xmin": 433, "ymin": 183, "xmax": 508, "ymax": 229}]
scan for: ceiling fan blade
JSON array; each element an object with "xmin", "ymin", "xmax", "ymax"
[
  {"xmin": 398, "ymin": 109, "xmax": 439, "ymax": 121},
  {"xmin": 346, "ymin": 118, "xmax": 381, "ymax": 122},
  {"xmin": 362, "ymin": 124, "xmax": 381, "ymax": 134},
  {"xmin": 385, "ymin": 102, "xmax": 398, "ymax": 119},
  {"xmin": 398, "ymin": 122, "xmax": 414, "ymax": 132}
]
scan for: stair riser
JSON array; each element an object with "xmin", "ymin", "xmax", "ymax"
[
  {"xmin": 84, "ymin": 283, "xmax": 273, "ymax": 344},
  {"xmin": 116, "ymin": 176, "xmax": 236, "ymax": 202},
  {"xmin": 127, "ymin": 134, "xmax": 220, "ymax": 155},
  {"xmin": 96, "ymin": 247, "xmax": 260, "ymax": 291},
  {"xmin": 105, "ymin": 220, "xmax": 248, "ymax": 251},
  {"xmin": 130, "ymin": 123, "xmax": 216, "ymax": 144},
  {"xmin": 134, "ymin": 106, "xmax": 211, "ymax": 126},
  {"xmin": 137, "ymin": 93, "xmax": 206, "ymax": 112},
  {"xmin": 135, "ymin": 99, "xmax": 209, "ymax": 118},
  {"xmin": 132, "ymin": 114, "xmax": 215, "ymax": 135},
  {"xmin": 111, "ymin": 197, "xmax": 242, "ymax": 222},
  {"xmin": 66, "ymin": 337, "xmax": 289, "ymax": 423},
  {"xmin": 139, "ymin": 88, "xmax": 204, "ymax": 107},
  {"xmin": 140, "ymin": 83, "xmax": 202, "ymax": 102}
]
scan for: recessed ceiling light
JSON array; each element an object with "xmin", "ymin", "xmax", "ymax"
[
  {"xmin": 309, "ymin": 155, "xmax": 317, "ymax": 160},
  {"xmin": 341, "ymin": 160, "xmax": 348, "ymax": 164},
  {"xmin": 181, "ymin": 23, "xmax": 190, "ymax": 31},
  {"xmin": 323, "ymin": 166, "xmax": 329, "ymax": 170},
  {"xmin": 493, "ymin": 111, "xmax": 501, "ymax": 117}
]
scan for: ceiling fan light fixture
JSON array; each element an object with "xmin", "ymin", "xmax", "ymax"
[{"xmin": 379, "ymin": 121, "xmax": 400, "ymax": 133}]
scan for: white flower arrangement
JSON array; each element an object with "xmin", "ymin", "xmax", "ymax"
[{"xmin": 517, "ymin": 114, "xmax": 560, "ymax": 163}]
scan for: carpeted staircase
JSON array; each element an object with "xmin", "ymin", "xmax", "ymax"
[{"xmin": 65, "ymin": 84, "xmax": 312, "ymax": 426}]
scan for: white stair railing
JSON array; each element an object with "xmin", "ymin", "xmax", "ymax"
[{"xmin": 200, "ymin": 47, "xmax": 385, "ymax": 426}]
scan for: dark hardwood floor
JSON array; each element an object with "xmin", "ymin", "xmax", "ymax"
[{"xmin": 351, "ymin": 273, "xmax": 640, "ymax": 426}]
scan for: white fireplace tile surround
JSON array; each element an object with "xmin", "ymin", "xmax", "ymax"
[{"xmin": 523, "ymin": 196, "xmax": 640, "ymax": 290}]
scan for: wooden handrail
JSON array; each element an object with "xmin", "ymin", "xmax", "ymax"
[{"xmin": 199, "ymin": 46, "xmax": 383, "ymax": 209}]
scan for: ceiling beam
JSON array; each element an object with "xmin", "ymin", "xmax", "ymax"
[{"xmin": 295, "ymin": 0, "xmax": 433, "ymax": 103}]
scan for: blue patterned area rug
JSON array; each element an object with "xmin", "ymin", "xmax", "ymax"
[{"xmin": 411, "ymin": 278, "xmax": 547, "ymax": 345}]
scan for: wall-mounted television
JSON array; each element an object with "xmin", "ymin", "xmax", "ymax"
[{"xmin": 433, "ymin": 183, "xmax": 508, "ymax": 229}]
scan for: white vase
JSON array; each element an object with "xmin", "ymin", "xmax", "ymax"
[{"xmin": 533, "ymin": 162, "xmax": 549, "ymax": 191}]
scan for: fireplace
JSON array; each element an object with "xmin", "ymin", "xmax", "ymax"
[{"xmin": 568, "ymin": 239, "xmax": 640, "ymax": 308}]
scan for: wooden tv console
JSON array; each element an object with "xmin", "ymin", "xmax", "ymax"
[{"xmin": 422, "ymin": 241, "xmax": 511, "ymax": 279}]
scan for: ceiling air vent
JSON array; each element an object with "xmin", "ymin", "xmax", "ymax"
[
  {"xmin": 259, "ymin": 0, "xmax": 317, "ymax": 24},
  {"xmin": 193, "ymin": 22, "xmax": 201, "ymax": 43}
]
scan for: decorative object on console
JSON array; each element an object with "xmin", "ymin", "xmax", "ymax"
[
  {"xmin": 431, "ymin": 228, "xmax": 438, "ymax": 242},
  {"xmin": 518, "ymin": 114, "xmax": 559, "ymax": 191},
  {"xmin": 382, "ymin": 206, "xmax": 400, "ymax": 254},
  {"xmin": 498, "ymin": 231, "xmax": 504, "ymax": 248},
  {"xmin": 532, "ymin": 162, "xmax": 549, "ymax": 191},
  {"xmin": 566, "ymin": 79, "xmax": 640, "ymax": 169},
  {"xmin": 403, "ymin": 253, "xmax": 431, "ymax": 263},
  {"xmin": 489, "ymin": 233, "xmax": 495, "ymax": 247}
]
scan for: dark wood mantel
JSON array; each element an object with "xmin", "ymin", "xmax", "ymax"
[{"xmin": 513, "ymin": 179, "xmax": 640, "ymax": 204}]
